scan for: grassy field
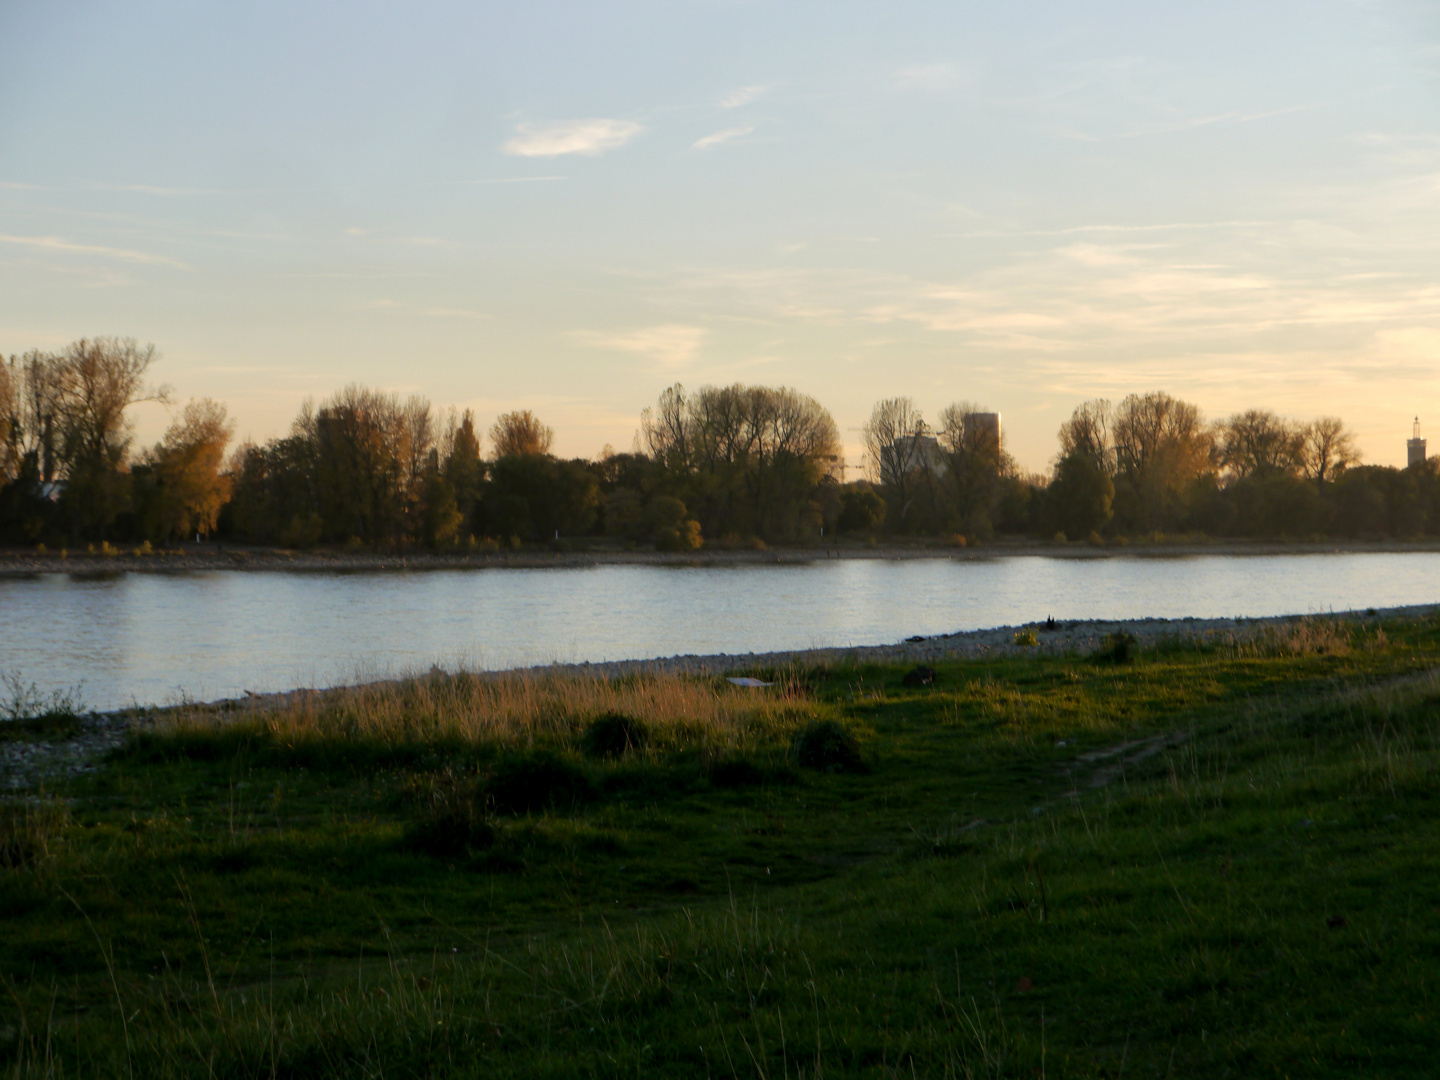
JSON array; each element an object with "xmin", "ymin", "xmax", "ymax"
[{"xmin": 2, "ymin": 616, "xmax": 1438, "ymax": 1077}]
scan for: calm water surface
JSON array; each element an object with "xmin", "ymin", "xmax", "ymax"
[{"xmin": 2, "ymin": 553, "xmax": 1438, "ymax": 711}]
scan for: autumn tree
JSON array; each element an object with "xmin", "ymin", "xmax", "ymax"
[
  {"xmin": 147, "ymin": 398, "xmax": 235, "ymax": 539},
  {"xmin": 1109, "ymin": 391, "xmax": 1215, "ymax": 533},
  {"xmin": 490, "ymin": 410, "xmax": 554, "ymax": 458}
]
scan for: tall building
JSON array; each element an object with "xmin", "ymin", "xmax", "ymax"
[
  {"xmin": 1408, "ymin": 417, "xmax": 1427, "ymax": 469},
  {"xmin": 963, "ymin": 412, "xmax": 1002, "ymax": 458}
]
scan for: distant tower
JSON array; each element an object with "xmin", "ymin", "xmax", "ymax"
[
  {"xmin": 1408, "ymin": 417, "xmax": 1427, "ymax": 468},
  {"xmin": 963, "ymin": 412, "xmax": 1002, "ymax": 459}
]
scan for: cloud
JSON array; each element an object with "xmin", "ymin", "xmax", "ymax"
[
  {"xmin": 441, "ymin": 176, "xmax": 566, "ymax": 185},
  {"xmin": 693, "ymin": 126, "xmax": 754, "ymax": 150},
  {"xmin": 0, "ymin": 233, "xmax": 189, "ymax": 269},
  {"xmin": 895, "ymin": 64, "xmax": 959, "ymax": 91},
  {"xmin": 575, "ymin": 324, "xmax": 706, "ymax": 370},
  {"xmin": 502, "ymin": 119, "xmax": 642, "ymax": 157},
  {"xmin": 720, "ymin": 85, "xmax": 766, "ymax": 109}
]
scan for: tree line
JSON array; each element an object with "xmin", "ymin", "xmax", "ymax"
[{"xmin": 4, "ymin": 338, "xmax": 1440, "ymax": 550}]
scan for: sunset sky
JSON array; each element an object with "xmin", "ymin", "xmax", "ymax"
[{"xmin": 2, "ymin": 1, "xmax": 1437, "ymax": 472}]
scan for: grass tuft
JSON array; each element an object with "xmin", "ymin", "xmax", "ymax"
[{"xmin": 0, "ymin": 795, "xmax": 69, "ymax": 870}]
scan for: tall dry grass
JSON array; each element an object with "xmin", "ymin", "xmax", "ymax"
[{"xmin": 149, "ymin": 668, "xmax": 822, "ymax": 759}]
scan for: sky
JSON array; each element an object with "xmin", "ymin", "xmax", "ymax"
[{"xmin": 2, "ymin": 0, "xmax": 1438, "ymax": 474}]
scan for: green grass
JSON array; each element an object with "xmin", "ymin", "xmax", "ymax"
[{"xmin": 1, "ymin": 616, "xmax": 1438, "ymax": 1076}]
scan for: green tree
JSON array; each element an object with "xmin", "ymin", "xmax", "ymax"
[{"xmin": 1047, "ymin": 453, "xmax": 1114, "ymax": 538}]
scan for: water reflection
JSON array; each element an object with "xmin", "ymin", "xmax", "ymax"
[{"xmin": 1, "ymin": 552, "xmax": 1436, "ymax": 711}]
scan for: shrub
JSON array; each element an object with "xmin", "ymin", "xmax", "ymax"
[
  {"xmin": 582, "ymin": 713, "xmax": 649, "ymax": 758},
  {"xmin": 486, "ymin": 751, "xmax": 596, "ymax": 814},
  {"xmin": 792, "ymin": 721, "xmax": 866, "ymax": 774},
  {"xmin": 1094, "ymin": 631, "xmax": 1136, "ymax": 664},
  {"xmin": 401, "ymin": 773, "xmax": 496, "ymax": 857},
  {"xmin": 901, "ymin": 665, "xmax": 938, "ymax": 688},
  {"xmin": 1014, "ymin": 629, "xmax": 1038, "ymax": 647}
]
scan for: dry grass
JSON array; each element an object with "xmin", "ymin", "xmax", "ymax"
[{"xmin": 150, "ymin": 668, "xmax": 822, "ymax": 759}]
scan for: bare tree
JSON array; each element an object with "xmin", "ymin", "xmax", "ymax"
[
  {"xmin": 1057, "ymin": 399, "xmax": 1113, "ymax": 471},
  {"xmin": 1109, "ymin": 391, "xmax": 1214, "ymax": 533},
  {"xmin": 863, "ymin": 397, "xmax": 929, "ymax": 486},
  {"xmin": 490, "ymin": 410, "xmax": 554, "ymax": 458},
  {"xmin": 1297, "ymin": 416, "xmax": 1359, "ymax": 487},
  {"xmin": 54, "ymin": 338, "xmax": 169, "ymax": 536},
  {"xmin": 1218, "ymin": 409, "xmax": 1302, "ymax": 480},
  {"xmin": 863, "ymin": 397, "xmax": 931, "ymax": 525},
  {"xmin": 0, "ymin": 357, "xmax": 17, "ymax": 483}
]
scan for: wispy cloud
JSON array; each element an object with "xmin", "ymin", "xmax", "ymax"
[
  {"xmin": 0, "ymin": 233, "xmax": 189, "ymax": 269},
  {"xmin": 441, "ymin": 176, "xmax": 566, "ymax": 185},
  {"xmin": 693, "ymin": 126, "xmax": 755, "ymax": 150},
  {"xmin": 575, "ymin": 324, "xmax": 706, "ymax": 370},
  {"xmin": 720, "ymin": 85, "xmax": 766, "ymax": 109},
  {"xmin": 895, "ymin": 63, "xmax": 959, "ymax": 91},
  {"xmin": 503, "ymin": 119, "xmax": 642, "ymax": 158},
  {"xmin": 419, "ymin": 307, "xmax": 489, "ymax": 321}
]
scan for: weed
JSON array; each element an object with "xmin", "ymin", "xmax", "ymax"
[
  {"xmin": 401, "ymin": 774, "xmax": 496, "ymax": 857},
  {"xmin": 792, "ymin": 719, "xmax": 867, "ymax": 773},
  {"xmin": 485, "ymin": 750, "xmax": 596, "ymax": 814},
  {"xmin": 581, "ymin": 712, "xmax": 649, "ymax": 758},
  {"xmin": 1093, "ymin": 630, "xmax": 1136, "ymax": 663},
  {"xmin": 0, "ymin": 796, "xmax": 69, "ymax": 870}
]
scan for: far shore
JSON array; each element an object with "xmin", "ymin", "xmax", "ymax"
[{"xmin": 4, "ymin": 536, "xmax": 1440, "ymax": 579}]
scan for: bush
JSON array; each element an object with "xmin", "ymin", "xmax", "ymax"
[
  {"xmin": 1094, "ymin": 631, "xmax": 1137, "ymax": 664},
  {"xmin": 1014, "ymin": 629, "xmax": 1038, "ymax": 647},
  {"xmin": 582, "ymin": 713, "xmax": 649, "ymax": 758},
  {"xmin": 400, "ymin": 774, "xmax": 496, "ymax": 857},
  {"xmin": 486, "ymin": 751, "xmax": 596, "ymax": 814},
  {"xmin": 792, "ymin": 721, "xmax": 867, "ymax": 774},
  {"xmin": 901, "ymin": 665, "xmax": 938, "ymax": 688}
]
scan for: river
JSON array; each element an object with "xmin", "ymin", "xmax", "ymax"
[{"xmin": 2, "ymin": 552, "xmax": 1438, "ymax": 711}]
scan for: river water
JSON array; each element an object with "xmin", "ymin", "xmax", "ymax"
[{"xmin": 2, "ymin": 552, "xmax": 1438, "ymax": 711}]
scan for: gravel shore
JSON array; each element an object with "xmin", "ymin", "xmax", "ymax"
[{"xmin": 534, "ymin": 603, "xmax": 1436, "ymax": 680}]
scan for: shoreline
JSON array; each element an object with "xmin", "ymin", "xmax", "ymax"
[
  {"xmin": 5, "ymin": 601, "xmax": 1436, "ymax": 791},
  {"xmin": 3, "ymin": 537, "xmax": 1440, "ymax": 579}
]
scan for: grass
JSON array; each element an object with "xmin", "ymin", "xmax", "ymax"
[{"xmin": 0, "ymin": 616, "xmax": 1437, "ymax": 1076}]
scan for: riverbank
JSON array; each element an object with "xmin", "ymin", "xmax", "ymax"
[
  {"xmin": 4, "ymin": 610, "xmax": 1438, "ymax": 1076},
  {"xmin": 7, "ymin": 603, "xmax": 1432, "ymax": 793},
  {"xmin": 4, "ymin": 536, "xmax": 1440, "ymax": 578}
]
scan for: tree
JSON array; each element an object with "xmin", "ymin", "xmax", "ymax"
[
  {"xmin": 57, "ymin": 338, "xmax": 169, "ymax": 539},
  {"xmin": 863, "ymin": 397, "xmax": 932, "ymax": 528},
  {"xmin": 1109, "ymin": 391, "xmax": 1214, "ymax": 533},
  {"xmin": 1298, "ymin": 416, "xmax": 1359, "ymax": 488},
  {"xmin": 837, "ymin": 485, "xmax": 886, "ymax": 532},
  {"xmin": 490, "ymin": 410, "xmax": 554, "ymax": 458},
  {"xmin": 1218, "ymin": 409, "xmax": 1301, "ymax": 480},
  {"xmin": 1057, "ymin": 399, "xmax": 1113, "ymax": 472},
  {"xmin": 442, "ymin": 409, "xmax": 485, "ymax": 528},
  {"xmin": 148, "ymin": 398, "xmax": 235, "ymax": 539},
  {"xmin": 937, "ymin": 402, "xmax": 1009, "ymax": 537},
  {"xmin": 1048, "ymin": 453, "xmax": 1114, "ymax": 538},
  {"xmin": 642, "ymin": 383, "xmax": 840, "ymax": 541}
]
